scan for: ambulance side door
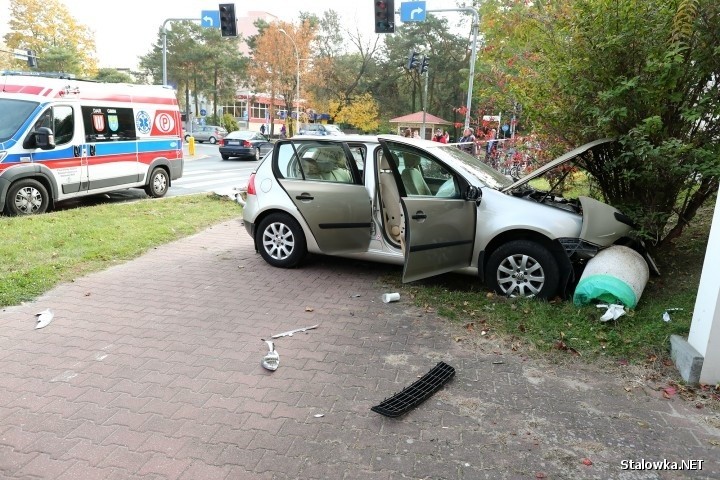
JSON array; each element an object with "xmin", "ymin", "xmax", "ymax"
[{"xmin": 28, "ymin": 104, "xmax": 87, "ymax": 195}]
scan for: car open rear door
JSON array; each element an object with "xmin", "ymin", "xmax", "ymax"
[{"xmin": 401, "ymin": 196, "xmax": 476, "ymax": 282}]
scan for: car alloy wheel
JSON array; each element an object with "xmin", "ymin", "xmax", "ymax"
[
  {"xmin": 486, "ymin": 240, "xmax": 559, "ymax": 299},
  {"xmin": 256, "ymin": 213, "xmax": 307, "ymax": 268}
]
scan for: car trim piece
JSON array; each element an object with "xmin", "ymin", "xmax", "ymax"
[
  {"xmin": 318, "ymin": 222, "xmax": 372, "ymax": 229},
  {"xmin": 409, "ymin": 238, "xmax": 474, "ymax": 253}
]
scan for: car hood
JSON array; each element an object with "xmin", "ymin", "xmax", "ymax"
[{"xmin": 501, "ymin": 138, "xmax": 615, "ymax": 193}]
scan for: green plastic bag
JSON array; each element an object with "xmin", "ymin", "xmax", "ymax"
[{"xmin": 573, "ymin": 274, "xmax": 639, "ymax": 308}]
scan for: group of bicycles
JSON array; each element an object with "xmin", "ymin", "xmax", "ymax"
[{"xmin": 480, "ymin": 138, "xmax": 536, "ymax": 179}]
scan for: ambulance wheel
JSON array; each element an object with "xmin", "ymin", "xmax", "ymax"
[
  {"xmin": 145, "ymin": 168, "xmax": 169, "ymax": 198},
  {"xmin": 5, "ymin": 179, "xmax": 49, "ymax": 216}
]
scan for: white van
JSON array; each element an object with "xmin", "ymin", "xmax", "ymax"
[{"xmin": 0, "ymin": 73, "xmax": 184, "ymax": 215}]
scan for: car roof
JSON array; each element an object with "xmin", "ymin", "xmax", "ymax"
[{"xmin": 290, "ymin": 134, "xmax": 378, "ymax": 143}]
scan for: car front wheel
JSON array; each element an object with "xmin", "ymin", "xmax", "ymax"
[
  {"xmin": 256, "ymin": 213, "xmax": 307, "ymax": 268},
  {"xmin": 486, "ymin": 240, "xmax": 559, "ymax": 299},
  {"xmin": 5, "ymin": 179, "xmax": 50, "ymax": 216},
  {"xmin": 209, "ymin": 136, "xmax": 217, "ymax": 144},
  {"xmin": 254, "ymin": 148, "xmax": 261, "ymax": 161}
]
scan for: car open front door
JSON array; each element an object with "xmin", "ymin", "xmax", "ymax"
[
  {"xmin": 275, "ymin": 140, "xmax": 372, "ymax": 254},
  {"xmin": 378, "ymin": 140, "xmax": 477, "ymax": 283},
  {"xmin": 401, "ymin": 196, "xmax": 476, "ymax": 282}
]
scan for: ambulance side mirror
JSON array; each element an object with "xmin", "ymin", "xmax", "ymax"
[{"xmin": 34, "ymin": 127, "xmax": 56, "ymax": 150}]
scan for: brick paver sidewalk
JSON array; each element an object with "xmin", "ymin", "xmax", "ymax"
[{"xmin": 0, "ymin": 220, "xmax": 718, "ymax": 479}]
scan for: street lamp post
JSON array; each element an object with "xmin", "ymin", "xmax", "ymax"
[{"xmin": 278, "ymin": 28, "xmax": 300, "ymax": 136}]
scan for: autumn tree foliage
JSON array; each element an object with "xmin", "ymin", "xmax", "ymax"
[
  {"xmin": 3, "ymin": 0, "xmax": 97, "ymax": 76},
  {"xmin": 248, "ymin": 20, "xmax": 314, "ymax": 137},
  {"xmin": 480, "ymin": 0, "xmax": 720, "ymax": 249}
]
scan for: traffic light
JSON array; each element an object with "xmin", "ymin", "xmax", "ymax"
[
  {"xmin": 407, "ymin": 51, "xmax": 419, "ymax": 71},
  {"xmin": 420, "ymin": 56, "xmax": 429, "ymax": 74},
  {"xmin": 27, "ymin": 50, "xmax": 37, "ymax": 68},
  {"xmin": 219, "ymin": 3, "xmax": 237, "ymax": 37},
  {"xmin": 374, "ymin": 0, "xmax": 395, "ymax": 33}
]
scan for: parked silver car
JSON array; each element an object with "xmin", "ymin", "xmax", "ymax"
[
  {"xmin": 297, "ymin": 123, "xmax": 344, "ymax": 136},
  {"xmin": 186, "ymin": 125, "xmax": 227, "ymax": 144},
  {"xmin": 242, "ymin": 135, "xmax": 646, "ymax": 299}
]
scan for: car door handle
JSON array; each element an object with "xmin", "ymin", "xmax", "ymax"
[
  {"xmin": 411, "ymin": 211, "xmax": 427, "ymax": 220},
  {"xmin": 296, "ymin": 193, "xmax": 314, "ymax": 201}
]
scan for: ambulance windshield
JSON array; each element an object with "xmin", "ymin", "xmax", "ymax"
[{"xmin": 0, "ymin": 99, "xmax": 39, "ymax": 143}]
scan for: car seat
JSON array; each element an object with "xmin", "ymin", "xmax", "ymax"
[
  {"xmin": 401, "ymin": 153, "xmax": 432, "ymax": 196},
  {"xmin": 316, "ymin": 151, "xmax": 352, "ymax": 183},
  {"xmin": 378, "ymin": 154, "xmax": 405, "ymax": 249}
]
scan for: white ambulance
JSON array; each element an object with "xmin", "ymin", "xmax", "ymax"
[{"xmin": 0, "ymin": 73, "xmax": 184, "ymax": 215}]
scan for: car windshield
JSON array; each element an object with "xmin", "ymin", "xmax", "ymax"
[
  {"xmin": 227, "ymin": 131, "xmax": 254, "ymax": 140},
  {"xmin": 0, "ymin": 99, "xmax": 39, "ymax": 143},
  {"xmin": 433, "ymin": 144, "xmax": 513, "ymax": 190}
]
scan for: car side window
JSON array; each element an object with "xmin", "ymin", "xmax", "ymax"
[
  {"xmin": 347, "ymin": 144, "xmax": 365, "ymax": 182},
  {"xmin": 301, "ymin": 144, "xmax": 353, "ymax": 183},
  {"xmin": 276, "ymin": 143, "xmax": 303, "ymax": 179},
  {"xmin": 391, "ymin": 147, "xmax": 460, "ymax": 198}
]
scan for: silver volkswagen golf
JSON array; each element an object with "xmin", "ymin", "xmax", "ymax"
[{"xmin": 242, "ymin": 135, "xmax": 644, "ymax": 299}]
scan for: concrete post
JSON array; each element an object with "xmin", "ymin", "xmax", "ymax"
[{"xmin": 671, "ymin": 189, "xmax": 720, "ymax": 384}]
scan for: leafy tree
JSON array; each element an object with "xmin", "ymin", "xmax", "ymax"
[
  {"xmin": 138, "ymin": 22, "xmax": 245, "ymax": 121},
  {"xmin": 304, "ymin": 11, "xmax": 381, "ymax": 125},
  {"xmin": 249, "ymin": 20, "xmax": 314, "ymax": 137},
  {"xmin": 480, "ymin": 0, "xmax": 720, "ymax": 248},
  {"xmin": 94, "ymin": 68, "xmax": 135, "ymax": 84},
  {"xmin": 372, "ymin": 16, "xmax": 471, "ymax": 135},
  {"xmin": 331, "ymin": 93, "xmax": 380, "ymax": 132},
  {"xmin": 3, "ymin": 0, "xmax": 97, "ymax": 76}
]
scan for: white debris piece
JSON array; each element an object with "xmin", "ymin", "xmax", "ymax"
[
  {"xmin": 35, "ymin": 309, "xmax": 54, "ymax": 329},
  {"xmin": 597, "ymin": 303, "xmax": 626, "ymax": 322}
]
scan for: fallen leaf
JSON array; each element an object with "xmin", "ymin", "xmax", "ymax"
[
  {"xmin": 709, "ymin": 440, "xmax": 720, "ymax": 446},
  {"xmin": 662, "ymin": 358, "xmax": 673, "ymax": 366},
  {"xmin": 518, "ymin": 323, "xmax": 526, "ymax": 332},
  {"xmin": 663, "ymin": 387, "xmax": 677, "ymax": 397},
  {"xmin": 454, "ymin": 337, "xmax": 463, "ymax": 342},
  {"xmin": 535, "ymin": 473, "xmax": 547, "ymax": 479},
  {"xmin": 582, "ymin": 458, "xmax": 593, "ymax": 466},
  {"xmin": 464, "ymin": 322, "xmax": 475, "ymax": 332},
  {"xmin": 618, "ymin": 359, "xmax": 629, "ymax": 366},
  {"xmin": 624, "ymin": 387, "xmax": 632, "ymax": 392},
  {"xmin": 305, "ymin": 307, "xmax": 314, "ymax": 312}
]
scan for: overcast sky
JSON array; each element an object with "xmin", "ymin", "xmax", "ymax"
[{"xmin": 1, "ymin": 0, "xmax": 470, "ymax": 68}]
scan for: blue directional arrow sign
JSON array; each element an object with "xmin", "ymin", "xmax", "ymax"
[
  {"xmin": 400, "ymin": 1, "xmax": 427, "ymax": 22},
  {"xmin": 201, "ymin": 10, "xmax": 220, "ymax": 28}
]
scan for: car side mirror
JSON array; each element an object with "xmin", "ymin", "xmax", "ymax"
[
  {"xmin": 34, "ymin": 127, "xmax": 56, "ymax": 150},
  {"xmin": 464, "ymin": 185, "xmax": 482, "ymax": 205}
]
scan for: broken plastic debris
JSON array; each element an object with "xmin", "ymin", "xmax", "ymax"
[
  {"xmin": 260, "ymin": 340, "xmax": 279, "ymax": 371},
  {"xmin": 371, "ymin": 362, "xmax": 455, "ymax": 418},
  {"xmin": 663, "ymin": 307, "xmax": 682, "ymax": 322},
  {"xmin": 597, "ymin": 304, "xmax": 626, "ymax": 322},
  {"xmin": 35, "ymin": 309, "xmax": 54, "ymax": 329},
  {"xmin": 382, "ymin": 292, "xmax": 400, "ymax": 303},
  {"xmin": 271, "ymin": 324, "xmax": 319, "ymax": 339}
]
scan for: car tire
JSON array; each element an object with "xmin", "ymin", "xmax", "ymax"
[
  {"xmin": 144, "ymin": 167, "xmax": 170, "ymax": 198},
  {"xmin": 256, "ymin": 213, "xmax": 307, "ymax": 268},
  {"xmin": 221, "ymin": 154, "xmax": 229, "ymax": 160},
  {"xmin": 209, "ymin": 136, "xmax": 217, "ymax": 144},
  {"xmin": 486, "ymin": 240, "xmax": 559, "ymax": 299},
  {"xmin": 254, "ymin": 147, "xmax": 261, "ymax": 161},
  {"xmin": 5, "ymin": 178, "xmax": 50, "ymax": 216}
]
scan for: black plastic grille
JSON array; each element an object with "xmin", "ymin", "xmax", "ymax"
[{"xmin": 371, "ymin": 362, "xmax": 455, "ymax": 418}]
